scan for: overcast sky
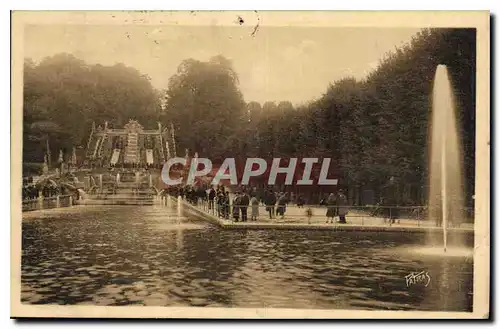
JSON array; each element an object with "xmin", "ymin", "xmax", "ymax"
[{"xmin": 24, "ymin": 24, "xmax": 422, "ymax": 105}]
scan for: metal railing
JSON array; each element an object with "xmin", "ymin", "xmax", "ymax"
[
  {"xmin": 172, "ymin": 196, "xmax": 474, "ymax": 228},
  {"xmin": 22, "ymin": 195, "xmax": 75, "ymax": 212}
]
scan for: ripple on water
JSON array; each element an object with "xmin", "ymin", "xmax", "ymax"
[
  {"xmin": 21, "ymin": 205, "xmax": 474, "ymax": 311},
  {"xmin": 408, "ymin": 246, "xmax": 474, "ymax": 258},
  {"xmin": 151, "ymin": 223, "xmax": 206, "ymax": 231}
]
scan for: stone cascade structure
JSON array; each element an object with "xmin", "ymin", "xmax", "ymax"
[
  {"xmin": 84, "ymin": 120, "xmax": 176, "ymax": 168},
  {"xmin": 125, "ymin": 132, "xmax": 139, "ymax": 163},
  {"xmin": 77, "ymin": 119, "xmax": 175, "ymax": 206}
]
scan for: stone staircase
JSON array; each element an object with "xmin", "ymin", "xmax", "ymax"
[
  {"xmin": 98, "ymin": 134, "xmax": 109, "ymax": 158},
  {"xmin": 124, "ymin": 133, "xmax": 138, "ymax": 163},
  {"xmin": 156, "ymin": 135, "xmax": 165, "ymax": 162},
  {"xmin": 90, "ymin": 137, "xmax": 102, "ymax": 159}
]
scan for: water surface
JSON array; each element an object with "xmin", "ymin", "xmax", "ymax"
[{"xmin": 21, "ymin": 205, "xmax": 473, "ymax": 311}]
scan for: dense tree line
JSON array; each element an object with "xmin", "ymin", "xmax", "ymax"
[
  {"xmin": 23, "ymin": 28, "xmax": 475, "ymax": 205},
  {"xmin": 231, "ymin": 28, "xmax": 476, "ymax": 204},
  {"xmin": 23, "ymin": 53, "xmax": 161, "ymax": 170}
]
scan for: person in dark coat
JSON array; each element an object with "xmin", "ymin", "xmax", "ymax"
[
  {"xmin": 217, "ymin": 189, "xmax": 223, "ymax": 217},
  {"xmin": 326, "ymin": 193, "xmax": 337, "ymax": 223},
  {"xmin": 232, "ymin": 192, "xmax": 241, "ymax": 222},
  {"xmin": 297, "ymin": 194, "xmax": 305, "ymax": 208},
  {"xmin": 217, "ymin": 189, "xmax": 226, "ymax": 218},
  {"xmin": 223, "ymin": 191, "xmax": 230, "ymax": 219},
  {"xmin": 239, "ymin": 191, "xmax": 250, "ymax": 222},
  {"xmin": 31, "ymin": 185, "xmax": 39, "ymax": 199},
  {"xmin": 276, "ymin": 193, "xmax": 288, "ymax": 218},
  {"xmin": 196, "ymin": 185, "xmax": 207, "ymax": 208},
  {"xmin": 306, "ymin": 207, "xmax": 313, "ymax": 224},
  {"xmin": 336, "ymin": 189, "xmax": 348, "ymax": 224},
  {"xmin": 208, "ymin": 187, "xmax": 216, "ymax": 213},
  {"xmin": 264, "ymin": 189, "xmax": 277, "ymax": 219}
]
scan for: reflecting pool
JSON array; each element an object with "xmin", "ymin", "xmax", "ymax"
[{"xmin": 21, "ymin": 205, "xmax": 473, "ymax": 311}]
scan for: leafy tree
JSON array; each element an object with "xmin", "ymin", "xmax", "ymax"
[
  {"xmin": 23, "ymin": 53, "xmax": 160, "ymax": 164},
  {"xmin": 23, "ymin": 28, "xmax": 476, "ymax": 206},
  {"xmin": 262, "ymin": 101, "xmax": 277, "ymax": 112},
  {"xmin": 246, "ymin": 101, "xmax": 262, "ymax": 122},
  {"xmin": 164, "ymin": 55, "xmax": 246, "ymax": 160}
]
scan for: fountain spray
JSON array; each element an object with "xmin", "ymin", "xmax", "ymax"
[
  {"xmin": 429, "ymin": 64, "xmax": 465, "ymax": 253},
  {"xmin": 441, "ymin": 107, "xmax": 448, "ymax": 253}
]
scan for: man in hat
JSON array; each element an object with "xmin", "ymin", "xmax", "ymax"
[
  {"xmin": 337, "ymin": 189, "xmax": 348, "ymax": 224},
  {"xmin": 239, "ymin": 190, "xmax": 250, "ymax": 222}
]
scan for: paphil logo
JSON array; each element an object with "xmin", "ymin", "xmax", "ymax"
[{"xmin": 161, "ymin": 157, "xmax": 338, "ymax": 186}]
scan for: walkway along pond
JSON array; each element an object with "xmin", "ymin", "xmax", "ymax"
[{"xmin": 171, "ymin": 195, "xmax": 474, "ymax": 234}]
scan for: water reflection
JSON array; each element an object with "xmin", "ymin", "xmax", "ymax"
[{"xmin": 21, "ymin": 206, "xmax": 473, "ymax": 310}]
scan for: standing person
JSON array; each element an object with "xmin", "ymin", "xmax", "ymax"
[
  {"xmin": 306, "ymin": 207, "xmax": 313, "ymax": 224},
  {"xmin": 232, "ymin": 192, "xmax": 241, "ymax": 222},
  {"xmin": 215, "ymin": 186, "xmax": 221, "ymax": 216},
  {"xmin": 277, "ymin": 193, "xmax": 288, "ymax": 219},
  {"xmin": 191, "ymin": 186, "xmax": 198, "ymax": 205},
  {"xmin": 198, "ymin": 185, "xmax": 208, "ymax": 209},
  {"xmin": 252, "ymin": 186, "xmax": 258, "ymax": 200},
  {"xmin": 240, "ymin": 191, "xmax": 250, "ymax": 222},
  {"xmin": 208, "ymin": 187, "xmax": 216, "ymax": 213},
  {"xmin": 223, "ymin": 191, "xmax": 231, "ymax": 220},
  {"xmin": 250, "ymin": 195, "xmax": 260, "ymax": 221},
  {"xmin": 337, "ymin": 189, "xmax": 348, "ymax": 224},
  {"xmin": 213, "ymin": 190, "xmax": 219, "ymax": 216},
  {"xmin": 326, "ymin": 193, "xmax": 337, "ymax": 223},
  {"xmin": 217, "ymin": 189, "xmax": 225, "ymax": 218},
  {"xmin": 265, "ymin": 189, "xmax": 277, "ymax": 219},
  {"xmin": 297, "ymin": 193, "xmax": 305, "ymax": 208}
]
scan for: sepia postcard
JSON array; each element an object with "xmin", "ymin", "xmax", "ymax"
[{"xmin": 11, "ymin": 10, "xmax": 490, "ymax": 319}]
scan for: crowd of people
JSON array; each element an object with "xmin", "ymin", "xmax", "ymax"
[
  {"xmin": 162, "ymin": 184, "xmax": 350, "ymax": 224},
  {"xmin": 321, "ymin": 190, "xmax": 348, "ymax": 224},
  {"xmin": 22, "ymin": 174, "xmax": 80, "ymax": 201},
  {"xmin": 22, "ymin": 183, "xmax": 62, "ymax": 201}
]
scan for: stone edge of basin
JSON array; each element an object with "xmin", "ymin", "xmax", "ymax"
[{"xmin": 180, "ymin": 200, "xmax": 474, "ymax": 234}]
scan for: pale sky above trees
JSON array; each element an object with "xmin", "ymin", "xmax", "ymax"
[{"xmin": 24, "ymin": 24, "xmax": 421, "ymax": 105}]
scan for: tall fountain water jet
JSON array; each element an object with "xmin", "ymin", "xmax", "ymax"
[
  {"xmin": 428, "ymin": 65, "xmax": 466, "ymax": 252},
  {"xmin": 177, "ymin": 196, "xmax": 183, "ymax": 219}
]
